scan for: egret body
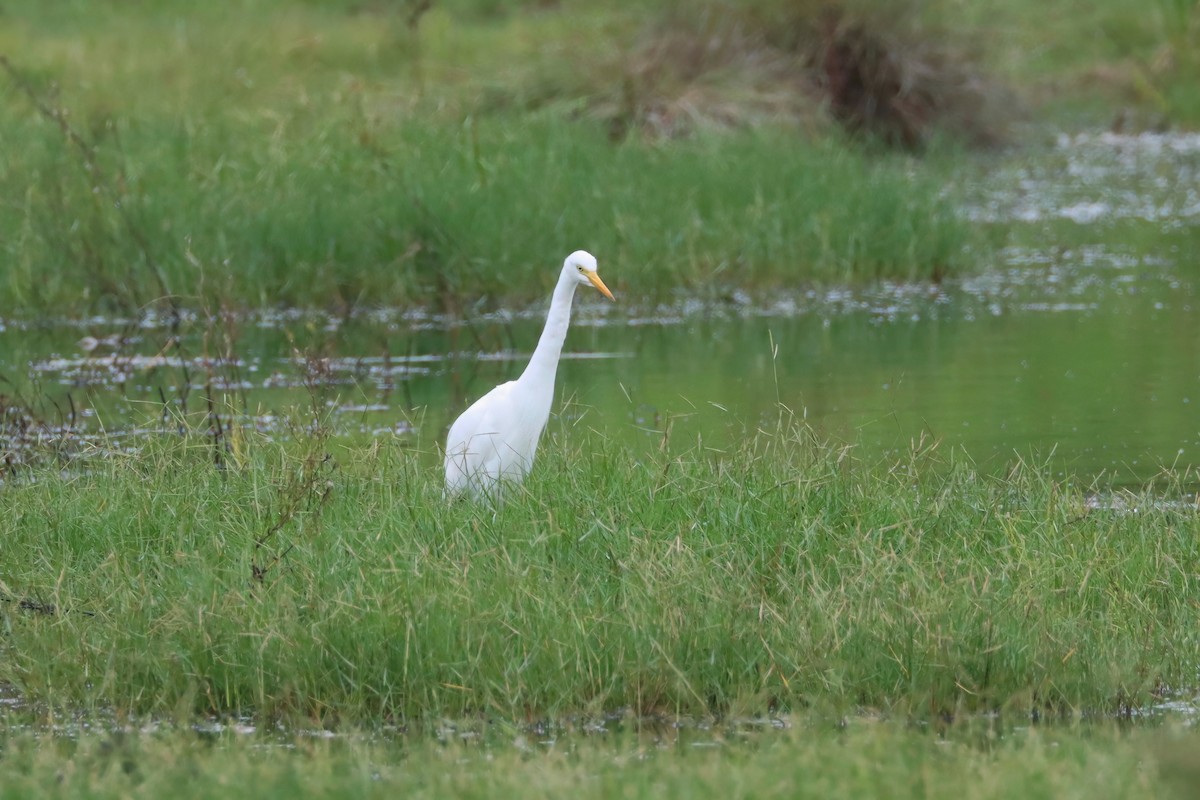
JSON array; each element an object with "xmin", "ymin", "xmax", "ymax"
[{"xmin": 444, "ymin": 250, "xmax": 614, "ymax": 497}]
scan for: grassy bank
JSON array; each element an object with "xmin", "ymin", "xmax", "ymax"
[
  {"xmin": 949, "ymin": 0, "xmax": 1200, "ymax": 125},
  {"xmin": 2, "ymin": 0, "xmax": 1198, "ymax": 315},
  {"xmin": 0, "ymin": 0, "xmax": 989, "ymax": 314},
  {"xmin": 1, "ymin": 719, "xmax": 1197, "ymax": 799},
  {"xmin": 4, "ymin": 0, "xmax": 1196, "ymax": 314},
  {"xmin": 0, "ymin": 112, "xmax": 967, "ymax": 312},
  {"xmin": 1, "ymin": 421, "xmax": 1197, "ymax": 723}
]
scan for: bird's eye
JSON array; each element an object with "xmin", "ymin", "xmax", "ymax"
[{"xmin": 577, "ymin": 265, "xmax": 584, "ymax": 272}]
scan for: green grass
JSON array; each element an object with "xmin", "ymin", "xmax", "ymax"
[
  {"xmin": 2, "ymin": 0, "xmax": 1199, "ymax": 789},
  {"xmin": 2, "ymin": 419, "xmax": 1197, "ymax": 723},
  {"xmin": 0, "ymin": 0, "xmax": 985, "ymax": 314},
  {"xmin": 938, "ymin": 0, "xmax": 1200, "ymax": 125},
  {"xmin": 0, "ymin": 718, "xmax": 1198, "ymax": 799},
  {"xmin": 0, "ymin": 111, "xmax": 968, "ymax": 313},
  {"xmin": 2, "ymin": 0, "xmax": 1198, "ymax": 315},
  {"xmin": 4, "ymin": 0, "xmax": 1197, "ymax": 314}
]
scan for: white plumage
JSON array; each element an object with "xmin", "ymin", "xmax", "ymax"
[{"xmin": 444, "ymin": 250, "xmax": 614, "ymax": 497}]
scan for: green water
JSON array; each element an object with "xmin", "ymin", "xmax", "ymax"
[
  {"xmin": 2, "ymin": 132, "xmax": 1197, "ymax": 487},
  {"xmin": 444, "ymin": 241, "xmax": 1198, "ymax": 486}
]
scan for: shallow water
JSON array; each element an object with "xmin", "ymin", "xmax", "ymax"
[
  {"xmin": 1, "ymin": 132, "xmax": 1197, "ymax": 486},
  {"xmin": 0, "ymin": 672, "xmax": 1193, "ymax": 741}
]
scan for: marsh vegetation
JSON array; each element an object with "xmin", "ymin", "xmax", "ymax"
[{"xmin": 2, "ymin": 0, "xmax": 1200, "ymax": 796}]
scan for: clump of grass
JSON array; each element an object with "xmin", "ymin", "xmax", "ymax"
[
  {"xmin": 520, "ymin": 0, "xmax": 1007, "ymax": 147},
  {"xmin": 1, "ymin": 96, "xmax": 969, "ymax": 312},
  {"xmin": 1, "ymin": 417, "xmax": 1196, "ymax": 724}
]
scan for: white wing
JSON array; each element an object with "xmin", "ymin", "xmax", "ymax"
[{"xmin": 444, "ymin": 379, "xmax": 551, "ymax": 496}]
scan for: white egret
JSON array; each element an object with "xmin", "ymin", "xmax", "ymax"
[{"xmin": 444, "ymin": 250, "xmax": 615, "ymax": 497}]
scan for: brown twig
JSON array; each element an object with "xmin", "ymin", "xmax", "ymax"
[
  {"xmin": 251, "ymin": 449, "xmax": 334, "ymax": 584},
  {"xmin": 251, "ymin": 364, "xmax": 336, "ymax": 586},
  {"xmin": 0, "ymin": 592, "xmax": 96, "ymax": 618}
]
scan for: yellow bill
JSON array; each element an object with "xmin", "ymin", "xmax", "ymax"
[{"xmin": 586, "ymin": 271, "xmax": 615, "ymax": 301}]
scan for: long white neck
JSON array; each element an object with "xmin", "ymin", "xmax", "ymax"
[{"xmin": 519, "ymin": 269, "xmax": 577, "ymax": 388}]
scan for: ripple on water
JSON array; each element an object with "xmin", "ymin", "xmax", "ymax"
[{"xmin": 963, "ymin": 130, "xmax": 1200, "ymax": 226}]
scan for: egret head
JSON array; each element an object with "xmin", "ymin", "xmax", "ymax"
[{"xmin": 564, "ymin": 250, "xmax": 614, "ymax": 301}]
